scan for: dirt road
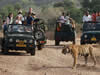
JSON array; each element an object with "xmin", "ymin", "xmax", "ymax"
[{"xmin": 0, "ymin": 33, "xmax": 100, "ymax": 75}]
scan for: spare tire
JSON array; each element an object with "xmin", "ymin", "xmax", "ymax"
[{"xmin": 35, "ymin": 30, "xmax": 45, "ymax": 40}]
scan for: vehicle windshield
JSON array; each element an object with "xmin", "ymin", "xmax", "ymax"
[
  {"xmin": 8, "ymin": 25, "xmax": 32, "ymax": 33},
  {"xmin": 83, "ymin": 22, "xmax": 100, "ymax": 31}
]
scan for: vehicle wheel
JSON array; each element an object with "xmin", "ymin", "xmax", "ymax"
[
  {"xmin": 1, "ymin": 47, "xmax": 9, "ymax": 54},
  {"xmin": 55, "ymin": 41, "xmax": 60, "ymax": 46},
  {"xmin": 37, "ymin": 44, "xmax": 42, "ymax": 50},
  {"xmin": 30, "ymin": 48, "xmax": 35, "ymax": 56},
  {"xmin": 35, "ymin": 30, "xmax": 45, "ymax": 40},
  {"xmin": 1, "ymin": 42, "xmax": 9, "ymax": 54}
]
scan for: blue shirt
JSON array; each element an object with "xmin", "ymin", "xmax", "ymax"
[
  {"xmin": 3, "ymin": 24, "xmax": 7, "ymax": 31},
  {"xmin": 27, "ymin": 16, "xmax": 34, "ymax": 25}
]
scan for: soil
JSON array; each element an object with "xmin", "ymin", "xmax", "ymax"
[{"xmin": 0, "ymin": 32, "xmax": 100, "ymax": 75}]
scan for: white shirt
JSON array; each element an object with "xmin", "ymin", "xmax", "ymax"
[
  {"xmin": 83, "ymin": 15, "xmax": 92, "ymax": 22},
  {"xmin": 65, "ymin": 16, "xmax": 70, "ymax": 24},
  {"xmin": 15, "ymin": 20, "xmax": 22, "ymax": 24},
  {"xmin": 6, "ymin": 17, "xmax": 13, "ymax": 24},
  {"xmin": 17, "ymin": 14, "xmax": 23, "ymax": 21}
]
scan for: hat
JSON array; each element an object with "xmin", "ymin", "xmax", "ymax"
[
  {"xmin": 32, "ymin": 11, "xmax": 36, "ymax": 15},
  {"xmin": 18, "ymin": 9, "xmax": 22, "ymax": 13}
]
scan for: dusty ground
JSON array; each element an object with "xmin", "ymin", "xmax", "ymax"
[{"xmin": 0, "ymin": 32, "xmax": 100, "ymax": 75}]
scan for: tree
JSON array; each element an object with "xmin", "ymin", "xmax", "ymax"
[{"xmin": 81, "ymin": 0, "xmax": 100, "ymax": 12}]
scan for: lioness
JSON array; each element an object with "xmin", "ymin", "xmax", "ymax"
[{"xmin": 62, "ymin": 44, "xmax": 96, "ymax": 69}]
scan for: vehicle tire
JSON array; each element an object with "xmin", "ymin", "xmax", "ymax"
[
  {"xmin": 35, "ymin": 30, "xmax": 45, "ymax": 40},
  {"xmin": 37, "ymin": 44, "xmax": 42, "ymax": 50},
  {"xmin": 26, "ymin": 50, "xmax": 30, "ymax": 53},
  {"xmin": 55, "ymin": 41, "xmax": 60, "ymax": 46},
  {"xmin": 1, "ymin": 41, "xmax": 9, "ymax": 54},
  {"xmin": 1, "ymin": 47, "xmax": 9, "ymax": 54},
  {"xmin": 30, "ymin": 48, "xmax": 35, "ymax": 56}
]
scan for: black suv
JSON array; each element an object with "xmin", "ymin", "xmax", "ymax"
[
  {"xmin": 81, "ymin": 22, "xmax": 100, "ymax": 44},
  {"xmin": 1, "ymin": 24, "xmax": 36, "ymax": 55},
  {"xmin": 55, "ymin": 22, "xmax": 75, "ymax": 45}
]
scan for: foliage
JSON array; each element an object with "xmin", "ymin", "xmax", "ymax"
[
  {"xmin": 0, "ymin": 0, "xmax": 85, "ymax": 31},
  {"xmin": 81, "ymin": 0, "xmax": 100, "ymax": 12}
]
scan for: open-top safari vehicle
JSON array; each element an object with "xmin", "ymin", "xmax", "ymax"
[
  {"xmin": 81, "ymin": 22, "xmax": 100, "ymax": 44},
  {"xmin": 1, "ymin": 24, "xmax": 36, "ymax": 55},
  {"xmin": 55, "ymin": 22, "xmax": 76, "ymax": 45},
  {"xmin": 33, "ymin": 18, "xmax": 47, "ymax": 50}
]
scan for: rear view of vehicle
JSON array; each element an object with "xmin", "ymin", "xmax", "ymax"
[
  {"xmin": 1, "ymin": 24, "xmax": 36, "ymax": 56},
  {"xmin": 34, "ymin": 18, "xmax": 46, "ymax": 50},
  {"xmin": 81, "ymin": 22, "xmax": 100, "ymax": 44},
  {"xmin": 55, "ymin": 22, "xmax": 75, "ymax": 45}
]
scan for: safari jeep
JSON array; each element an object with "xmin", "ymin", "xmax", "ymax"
[
  {"xmin": 81, "ymin": 22, "xmax": 100, "ymax": 44},
  {"xmin": 55, "ymin": 22, "xmax": 76, "ymax": 45},
  {"xmin": 34, "ymin": 18, "xmax": 47, "ymax": 50},
  {"xmin": 1, "ymin": 24, "xmax": 36, "ymax": 55}
]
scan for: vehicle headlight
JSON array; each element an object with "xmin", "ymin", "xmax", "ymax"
[
  {"xmin": 24, "ymin": 40, "xmax": 27, "ymax": 43},
  {"xmin": 29, "ymin": 40, "xmax": 33, "ymax": 43},
  {"xmin": 84, "ymin": 35, "xmax": 87, "ymax": 38},
  {"xmin": 16, "ymin": 39, "xmax": 19, "ymax": 42},
  {"xmin": 9, "ymin": 38, "xmax": 13, "ymax": 42}
]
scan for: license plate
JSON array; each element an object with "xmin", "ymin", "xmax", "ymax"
[
  {"xmin": 18, "ymin": 41, "xmax": 25, "ymax": 44},
  {"xmin": 16, "ymin": 44, "xmax": 26, "ymax": 47},
  {"xmin": 91, "ymin": 37, "xmax": 96, "ymax": 41}
]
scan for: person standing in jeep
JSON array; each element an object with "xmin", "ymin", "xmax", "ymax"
[
  {"xmin": 58, "ymin": 12, "xmax": 66, "ymax": 27},
  {"xmin": 55, "ymin": 12, "xmax": 76, "ymax": 45},
  {"xmin": 28, "ymin": 7, "xmax": 33, "ymax": 14},
  {"xmin": 27, "ymin": 12, "xmax": 34, "ymax": 25},
  {"xmin": 6, "ymin": 13, "xmax": 13, "ymax": 24},
  {"xmin": 83, "ymin": 11, "xmax": 92, "ymax": 22}
]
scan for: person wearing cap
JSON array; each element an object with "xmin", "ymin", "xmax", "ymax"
[
  {"xmin": 32, "ymin": 12, "xmax": 36, "ymax": 19},
  {"xmin": 17, "ymin": 9, "xmax": 23, "ymax": 21}
]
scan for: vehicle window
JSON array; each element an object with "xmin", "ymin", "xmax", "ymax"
[
  {"xmin": 8, "ymin": 25, "xmax": 32, "ymax": 33},
  {"xmin": 83, "ymin": 23, "xmax": 100, "ymax": 31}
]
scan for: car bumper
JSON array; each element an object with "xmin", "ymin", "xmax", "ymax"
[
  {"xmin": 55, "ymin": 32, "xmax": 75, "ymax": 41},
  {"xmin": 81, "ymin": 38, "xmax": 100, "ymax": 44},
  {"xmin": 6, "ymin": 43, "xmax": 36, "ymax": 50}
]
